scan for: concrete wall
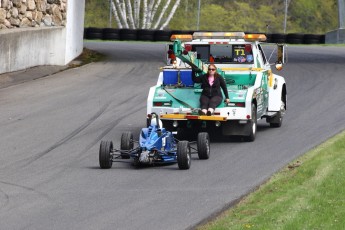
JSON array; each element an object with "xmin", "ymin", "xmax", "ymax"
[
  {"xmin": 0, "ymin": 0, "xmax": 85, "ymax": 75},
  {"xmin": 65, "ymin": 0, "xmax": 85, "ymax": 64}
]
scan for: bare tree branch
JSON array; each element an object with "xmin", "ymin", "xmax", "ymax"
[
  {"xmin": 133, "ymin": 0, "xmax": 141, "ymax": 28},
  {"xmin": 145, "ymin": 0, "xmax": 155, "ymax": 29},
  {"xmin": 114, "ymin": 0, "xmax": 129, "ymax": 28},
  {"xmin": 153, "ymin": 0, "xmax": 172, "ymax": 29},
  {"xmin": 125, "ymin": 0, "xmax": 136, "ymax": 28},
  {"xmin": 150, "ymin": 0, "xmax": 162, "ymax": 23},
  {"xmin": 142, "ymin": 0, "xmax": 148, "ymax": 29},
  {"xmin": 111, "ymin": 0, "xmax": 123, "ymax": 28},
  {"xmin": 111, "ymin": 0, "xmax": 181, "ymax": 30},
  {"xmin": 159, "ymin": 0, "xmax": 180, "ymax": 30}
]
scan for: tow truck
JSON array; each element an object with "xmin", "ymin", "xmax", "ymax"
[{"xmin": 147, "ymin": 32, "xmax": 287, "ymax": 141}]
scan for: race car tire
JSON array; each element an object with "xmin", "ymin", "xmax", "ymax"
[
  {"xmin": 121, "ymin": 131, "xmax": 133, "ymax": 159},
  {"xmin": 177, "ymin": 141, "xmax": 191, "ymax": 170},
  {"xmin": 197, "ymin": 132, "xmax": 210, "ymax": 159},
  {"xmin": 99, "ymin": 140, "xmax": 113, "ymax": 169},
  {"xmin": 244, "ymin": 103, "xmax": 257, "ymax": 142}
]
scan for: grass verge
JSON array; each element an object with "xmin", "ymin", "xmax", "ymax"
[
  {"xmin": 198, "ymin": 130, "xmax": 345, "ymax": 230},
  {"xmin": 68, "ymin": 48, "xmax": 105, "ymax": 68}
]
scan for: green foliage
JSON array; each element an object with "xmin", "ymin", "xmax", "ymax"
[
  {"xmin": 84, "ymin": 0, "xmax": 111, "ymax": 28},
  {"xmin": 85, "ymin": 0, "xmax": 338, "ymax": 33},
  {"xmin": 198, "ymin": 130, "xmax": 345, "ymax": 230}
]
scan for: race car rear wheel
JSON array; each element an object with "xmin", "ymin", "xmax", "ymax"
[
  {"xmin": 177, "ymin": 141, "xmax": 191, "ymax": 170},
  {"xmin": 121, "ymin": 131, "xmax": 133, "ymax": 159},
  {"xmin": 197, "ymin": 132, "xmax": 210, "ymax": 159},
  {"xmin": 244, "ymin": 103, "xmax": 257, "ymax": 142},
  {"xmin": 99, "ymin": 141, "xmax": 113, "ymax": 169}
]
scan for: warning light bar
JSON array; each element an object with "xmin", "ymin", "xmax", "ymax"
[
  {"xmin": 171, "ymin": 32, "xmax": 267, "ymax": 42},
  {"xmin": 193, "ymin": 32, "xmax": 245, "ymax": 39},
  {"xmin": 170, "ymin": 34, "xmax": 193, "ymax": 42},
  {"xmin": 244, "ymin": 34, "xmax": 267, "ymax": 42}
]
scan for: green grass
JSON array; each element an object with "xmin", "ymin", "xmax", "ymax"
[
  {"xmin": 68, "ymin": 48, "xmax": 105, "ymax": 68},
  {"xmin": 198, "ymin": 130, "xmax": 345, "ymax": 230}
]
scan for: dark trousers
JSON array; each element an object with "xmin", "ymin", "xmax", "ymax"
[{"xmin": 200, "ymin": 95, "xmax": 222, "ymax": 110}]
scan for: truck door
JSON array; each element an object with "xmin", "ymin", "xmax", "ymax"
[{"xmin": 257, "ymin": 44, "xmax": 269, "ymax": 116}]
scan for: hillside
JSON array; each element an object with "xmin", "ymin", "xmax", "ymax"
[{"xmin": 84, "ymin": 0, "xmax": 338, "ymax": 34}]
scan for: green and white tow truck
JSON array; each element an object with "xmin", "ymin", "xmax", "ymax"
[{"xmin": 147, "ymin": 32, "xmax": 287, "ymax": 141}]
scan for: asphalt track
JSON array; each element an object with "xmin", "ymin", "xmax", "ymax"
[{"xmin": 0, "ymin": 41, "xmax": 345, "ymax": 230}]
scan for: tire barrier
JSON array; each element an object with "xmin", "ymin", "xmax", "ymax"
[
  {"xmin": 154, "ymin": 30, "xmax": 172, "ymax": 41},
  {"xmin": 137, "ymin": 29, "xmax": 155, "ymax": 41},
  {"xmin": 271, "ymin": 33, "xmax": 287, "ymax": 43},
  {"xmin": 83, "ymin": 28, "xmax": 326, "ymax": 44},
  {"xmin": 286, "ymin": 33, "xmax": 304, "ymax": 44},
  {"xmin": 102, "ymin": 28, "xmax": 120, "ymax": 40},
  {"xmin": 85, "ymin": 27, "xmax": 103, "ymax": 40},
  {"xmin": 120, "ymin": 29, "xmax": 138, "ymax": 40},
  {"xmin": 303, "ymin": 34, "xmax": 325, "ymax": 44}
]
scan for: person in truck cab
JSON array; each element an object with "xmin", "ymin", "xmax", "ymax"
[{"xmin": 192, "ymin": 64, "xmax": 230, "ymax": 116}]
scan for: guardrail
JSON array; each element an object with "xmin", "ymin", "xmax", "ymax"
[{"xmin": 84, "ymin": 27, "xmax": 326, "ymax": 44}]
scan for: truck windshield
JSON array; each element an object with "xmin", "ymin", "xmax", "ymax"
[{"xmin": 193, "ymin": 44, "xmax": 254, "ymax": 64}]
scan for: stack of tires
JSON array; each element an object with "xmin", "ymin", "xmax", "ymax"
[
  {"xmin": 102, "ymin": 28, "xmax": 120, "ymax": 40},
  {"xmin": 154, "ymin": 30, "xmax": 172, "ymax": 41},
  {"xmin": 84, "ymin": 28, "xmax": 325, "ymax": 45},
  {"xmin": 285, "ymin": 33, "xmax": 325, "ymax": 44},
  {"xmin": 84, "ymin": 27, "xmax": 103, "ymax": 40}
]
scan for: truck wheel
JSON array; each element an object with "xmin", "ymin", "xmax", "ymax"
[
  {"xmin": 244, "ymin": 103, "xmax": 257, "ymax": 142},
  {"xmin": 177, "ymin": 141, "xmax": 191, "ymax": 170},
  {"xmin": 197, "ymin": 132, "xmax": 210, "ymax": 159},
  {"xmin": 269, "ymin": 111, "xmax": 283, "ymax": 127},
  {"xmin": 99, "ymin": 141, "xmax": 113, "ymax": 169},
  {"xmin": 121, "ymin": 131, "xmax": 133, "ymax": 159}
]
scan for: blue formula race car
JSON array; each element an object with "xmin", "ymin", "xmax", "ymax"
[{"xmin": 99, "ymin": 113, "xmax": 210, "ymax": 170}]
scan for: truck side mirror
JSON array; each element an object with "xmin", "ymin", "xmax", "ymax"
[
  {"xmin": 277, "ymin": 44, "xmax": 286, "ymax": 64},
  {"xmin": 275, "ymin": 44, "xmax": 286, "ymax": 71}
]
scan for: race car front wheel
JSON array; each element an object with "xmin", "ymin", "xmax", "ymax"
[{"xmin": 99, "ymin": 141, "xmax": 113, "ymax": 169}]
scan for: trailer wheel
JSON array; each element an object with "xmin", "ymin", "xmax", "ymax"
[
  {"xmin": 197, "ymin": 132, "xmax": 210, "ymax": 159},
  {"xmin": 99, "ymin": 141, "xmax": 113, "ymax": 169},
  {"xmin": 244, "ymin": 103, "xmax": 257, "ymax": 142},
  {"xmin": 177, "ymin": 141, "xmax": 191, "ymax": 170},
  {"xmin": 121, "ymin": 131, "xmax": 133, "ymax": 159}
]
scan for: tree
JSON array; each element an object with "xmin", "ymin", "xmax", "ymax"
[{"xmin": 111, "ymin": 0, "xmax": 181, "ymax": 29}]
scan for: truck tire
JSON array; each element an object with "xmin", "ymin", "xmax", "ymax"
[
  {"xmin": 197, "ymin": 132, "xmax": 210, "ymax": 159},
  {"xmin": 244, "ymin": 103, "xmax": 257, "ymax": 142},
  {"xmin": 269, "ymin": 111, "xmax": 283, "ymax": 127},
  {"xmin": 177, "ymin": 141, "xmax": 191, "ymax": 170},
  {"xmin": 99, "ymin": 141, "xmax": 113, "ymax": 169},
  {"xmin": 121, "ymin": 131, "xmax": 133, "ymax": 159}
]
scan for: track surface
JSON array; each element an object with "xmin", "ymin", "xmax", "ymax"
[{"xmin": 0, "ymin": 42, "xmax": 345, "ymax": 230}]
